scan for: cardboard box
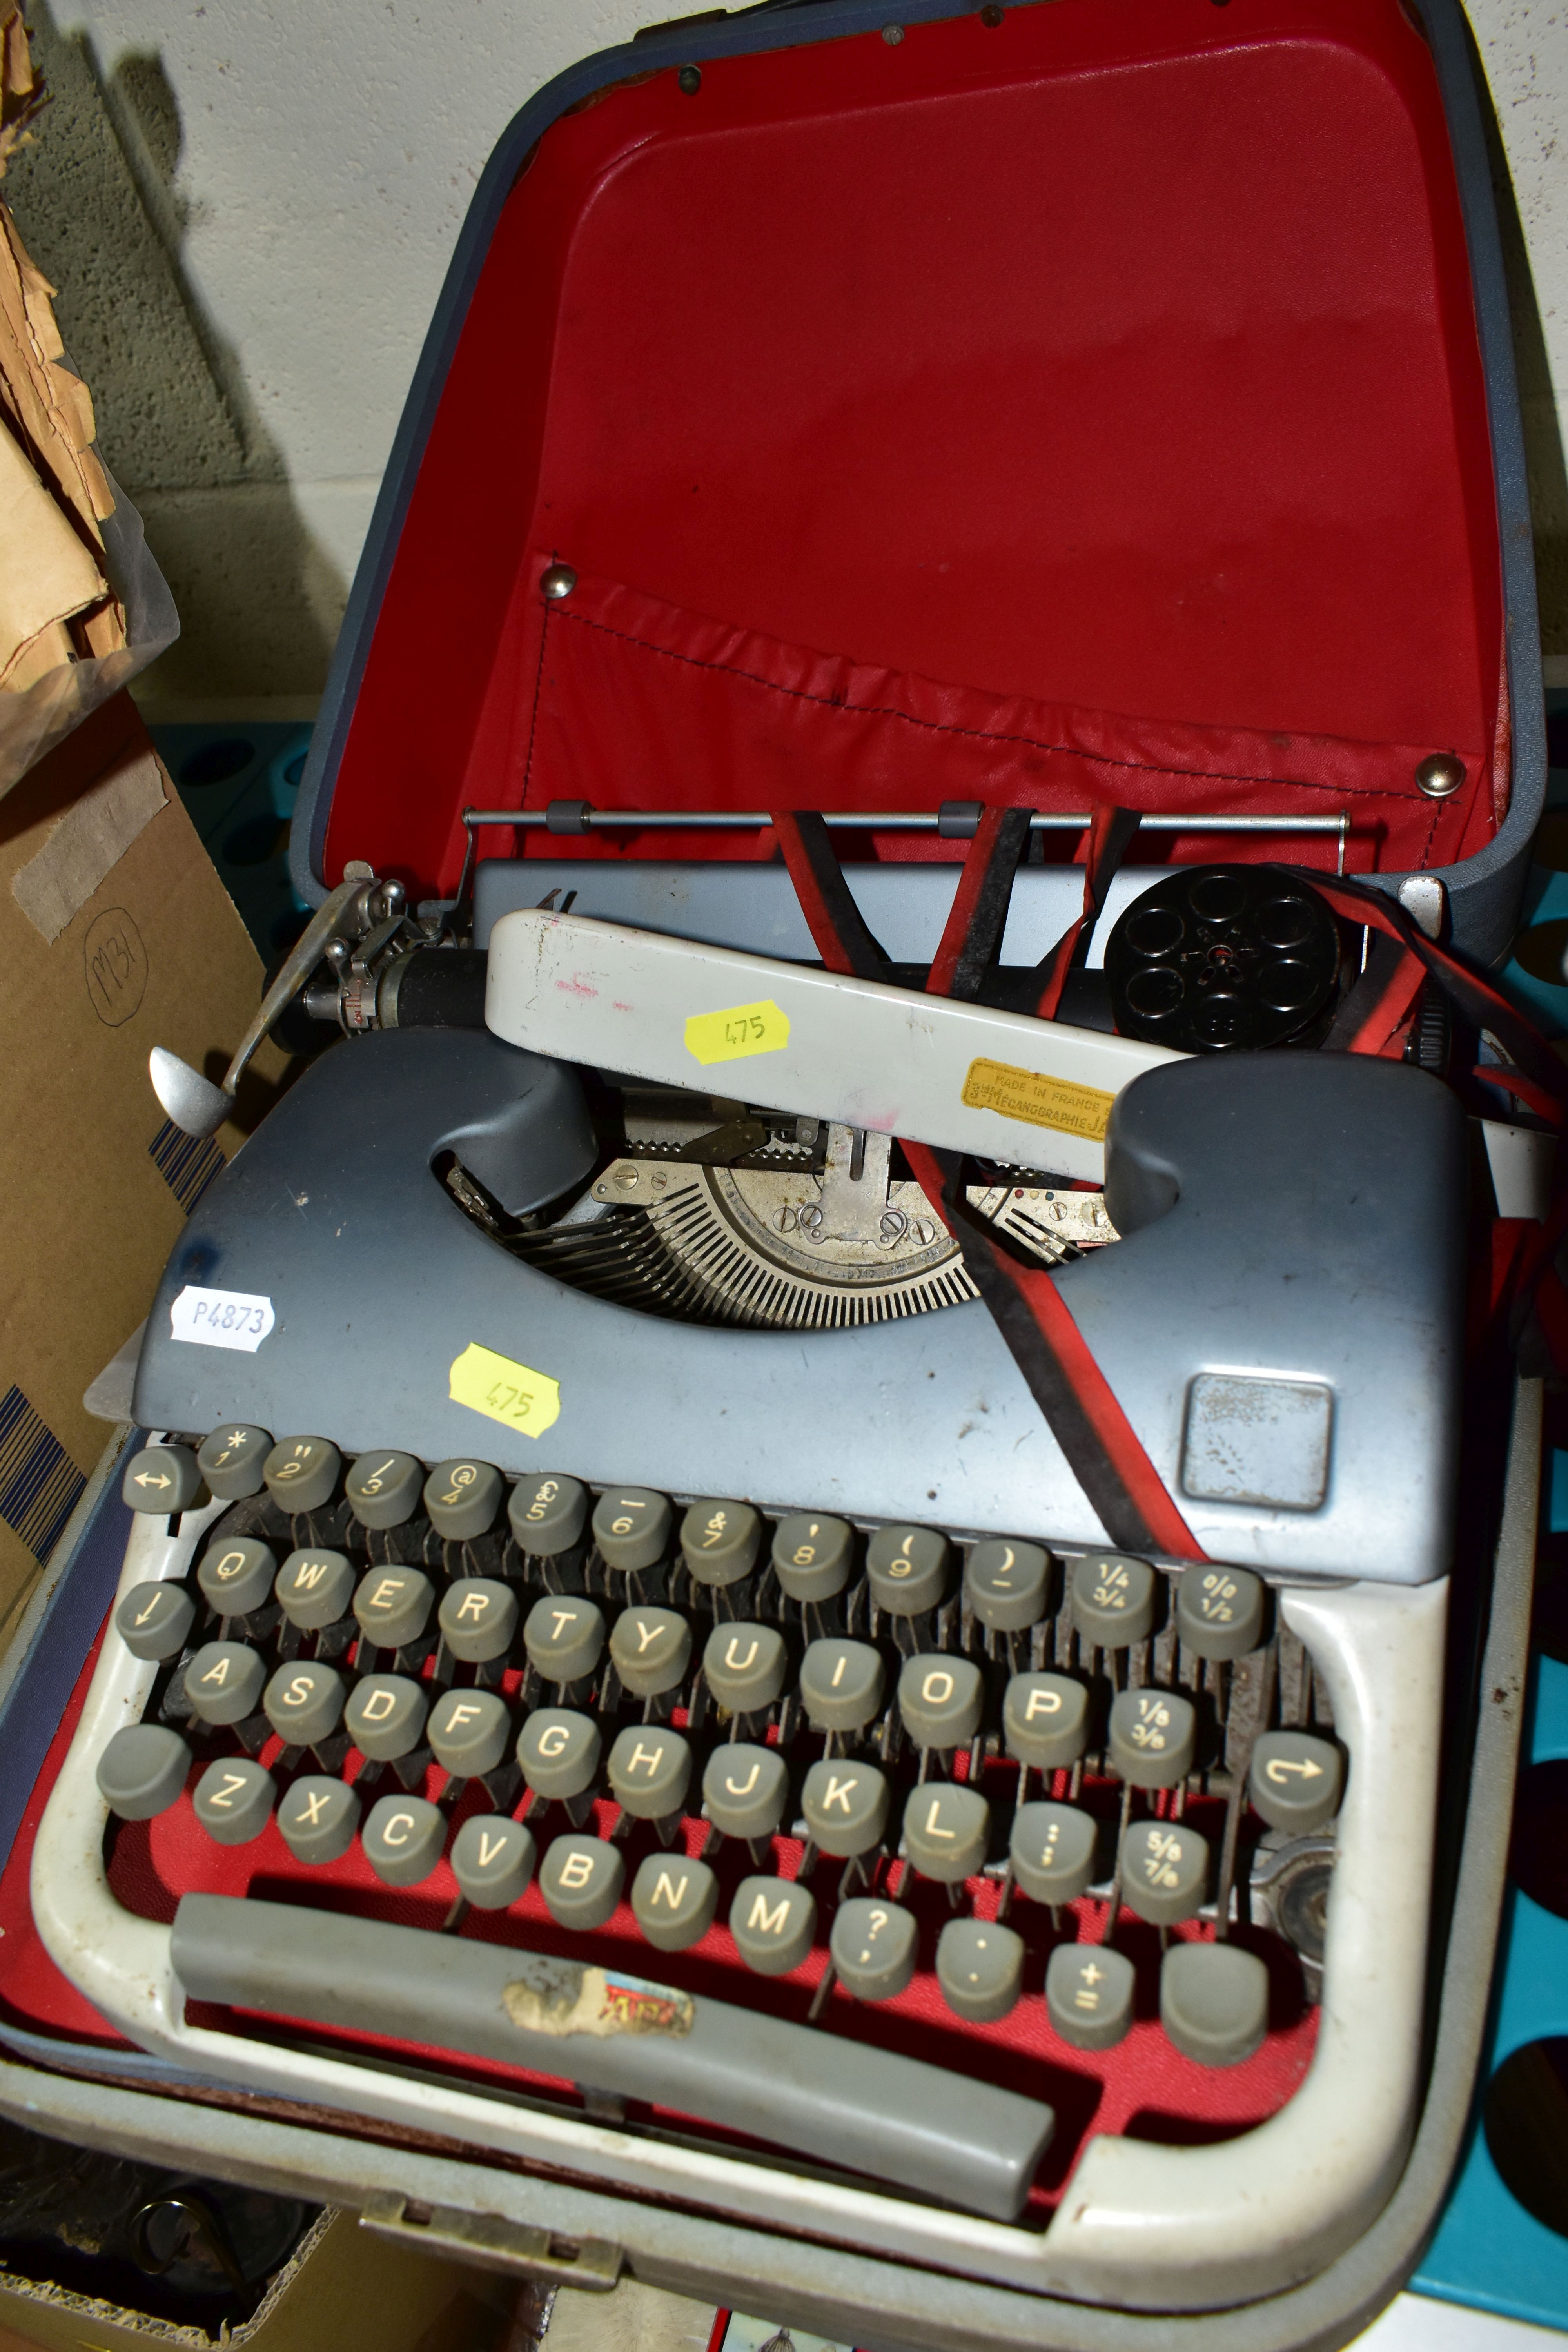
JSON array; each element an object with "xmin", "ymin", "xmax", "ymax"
[
  {"xmin": 0, "ymin": 2208, "xmax": 518, "ymax": 2352},
  {"xmin": 0, "ymin": 690, "xmax": 281, "ymax": 1647}
]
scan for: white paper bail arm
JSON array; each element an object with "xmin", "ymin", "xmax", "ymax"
[{"xmin": 484, "ymin": 908, "xmax": 1184, "ymax": 1184}]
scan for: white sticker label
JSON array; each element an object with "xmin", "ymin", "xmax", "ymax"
[{"xmin": 169, "ymin": 1285, "xmax": 275, "ymax": 1352}]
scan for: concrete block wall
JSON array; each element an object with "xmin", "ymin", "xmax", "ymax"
[{"xmin": 3, "ymin": 0, "xmax": 1564, "ymax": 711}]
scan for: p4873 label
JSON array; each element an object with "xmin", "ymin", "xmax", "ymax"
[{"xmin": 170, "ymin": 1285, "xmax": 275, "ymax": 1352}]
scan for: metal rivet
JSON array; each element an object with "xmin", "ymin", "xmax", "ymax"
[
  {"xmin": 980, "ymin": 3, "xmax": 1004, "ymax": 22},
  {"xmin": 1415, "ymin": 753, "xmax": 1466, "ymax": 799},
  {"xmin": 540, "ymin": 564, "xmax": 577, "ymax": 601},
  {"xmin": 882, "ymin": 23, "xmax": 904, "ymax": 42},
  {"xmin": 677, "ymin": 63, "xmax": 701, "ymax": 93}
]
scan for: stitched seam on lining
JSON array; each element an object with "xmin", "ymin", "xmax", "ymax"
[
  {"xmin": 521, "ymin": 584, "xmax": 554, "ymax": 799},
  {"xmin": 548, "ymin": 605, "xmax": 1421, "ymax": 805}
]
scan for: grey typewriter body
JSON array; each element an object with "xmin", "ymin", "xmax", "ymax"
[{"xmin": 131, "ymin": 1031, "xmax": 1463, "ymax": 1589}]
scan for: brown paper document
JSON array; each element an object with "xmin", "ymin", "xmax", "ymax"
[{"xmin": 0, "ymin": 4, "xmax": 123, "ymax": 702}]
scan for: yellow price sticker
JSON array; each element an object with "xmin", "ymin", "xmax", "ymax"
[
  {"xmin": 448, "ymin": 1341, "xmax": 561, "ymax": 1439},
  {"xmin": 962, "ymin": 1057, "xmax": 1116, "ymax": 1141},
  {"xmin": 684, "ymin": 997, "xmax": 791, "ymax": 1068}
]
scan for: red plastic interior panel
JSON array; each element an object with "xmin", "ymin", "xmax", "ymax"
[{"xmin": 322, "ymin": 0, "xmax": 1503, "ymax": 900}]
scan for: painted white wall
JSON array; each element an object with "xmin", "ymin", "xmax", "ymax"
[
  {"xmin": 54, "ymin": 0, "xmax": 655, "ymax": 608},
  {"xmin": 47, "ymin": 0, "xmax": 1568, "ymax": 689}
]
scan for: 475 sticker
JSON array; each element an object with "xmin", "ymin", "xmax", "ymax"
[{"xmin": 448, "ymin": 1341, "xmax": 561, "ymax": 1439}]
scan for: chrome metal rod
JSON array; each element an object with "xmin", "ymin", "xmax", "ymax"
[{"xmin": 462, "ymin": 804, "xmax": 1349, "ymax": 836}]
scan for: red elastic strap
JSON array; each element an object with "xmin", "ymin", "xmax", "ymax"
[
  {"xmin": 927, "ymin": 804, "xmax": 1031, "ymax": 1000},
  {"xmin": 770, "ymin": 809, "xmax": 887, "ymax": 980},
  {"xmin": 1344, "ymin": 946, "xmax": 1428, "ymax": 1058},
  {"xmin": 1034, "ymin": 805, "xmax": 1140, "ymax": 1021},
  {"xmin": 1291, "ymin": 867, "xmax": 1568, "ymax": 1121}
]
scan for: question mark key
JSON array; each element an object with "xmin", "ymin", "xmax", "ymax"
[{"xmin": 831, "ymin": 1897, "xmax": 918, "ymax": 2002}]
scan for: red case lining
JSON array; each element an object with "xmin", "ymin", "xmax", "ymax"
[{"xmin": 321, "ymin": 0, "xmax": 1503, "ymax": 903}]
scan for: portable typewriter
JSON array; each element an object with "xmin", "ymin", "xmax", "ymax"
[{"xmin": 6, "ymin": 0, "xmax": 1555, "ymax": 2339}]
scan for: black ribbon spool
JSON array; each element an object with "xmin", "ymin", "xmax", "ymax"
[{"xmin": 1105, "ymin": 866, "xmax": 1339, "ymax": 1053}]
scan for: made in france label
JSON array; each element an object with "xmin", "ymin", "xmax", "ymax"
[
  {"xmin": 169, "ymin": 1285, "xmax": 275, "ymax": 1352},
  {"xmin": 961, "ymin": 1056, "xmax": 1115, "ymax": 1140}
]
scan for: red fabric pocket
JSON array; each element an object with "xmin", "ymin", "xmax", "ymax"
[{"xmin": 511, "ymin": 562, "xmax": 1488, "ymax": 873}]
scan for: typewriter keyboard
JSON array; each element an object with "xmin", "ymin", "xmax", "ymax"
[{"xmin": 91, "ymin": 1431, "xmax": 1345, "ymax": 2219}]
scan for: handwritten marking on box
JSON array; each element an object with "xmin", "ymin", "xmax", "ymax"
[
  {"xmin": 684, "ymin": 999, "xmax": 790, "ymax": 1067},
  {"xmin": 449, "ymin": 1341, "xmax": 561, "ymax": 1438},
  {"xmin": 962, "ymin": 1058, "xmax": 1115, "ymax": 1141}
]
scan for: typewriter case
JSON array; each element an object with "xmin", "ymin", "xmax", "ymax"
[{"xmin": 1, "ymin": 0, "xmax": 1550, "ymax": 2345}]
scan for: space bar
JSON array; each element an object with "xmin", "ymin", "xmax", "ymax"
[{"xmin": 171, "ymin": 1894, "xmax": 1051, "ymax": 2220}]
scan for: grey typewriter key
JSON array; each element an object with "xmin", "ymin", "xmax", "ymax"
[
  {"xmin": 800, "ymin": 1758, "xmax": 890, "ymax": 1857},
  {"xmin": 123, "ymin": 1445, "xmax": 203, "ymax": 1514},
  {"xmin": 450, "ymin": 1814, "xmax": 535, "ymax": 1909},
  {"xmin": 799, "ymin": 1638, "xmax": 885, "ymax": 1733},
  {"xmin": 898, "ymin": 1654, "xmax": 984, "ymax": 1751},
  {"xmin": 1176, "ymin": 1565, "xmax": 1265, "ymax": 1662},
  {"xmin": 1047, "ymin": 1942, "xmax": 1136, "ymax": 2050},
  {"xmin": 608, "ymin": 1606, "xmax": 691, "ymax": 1699},
  {"xmin": 276, "ymin": 1548, "xmax": 355, "ymax": 1630},
  {"xmin": 263, "ymin": 1436, "xmax": 341, "ymax": 1513},
  {"xmin": 702, "ymin": 1742, "xmax": 788, "ymax": 1840},
  {"xmin": 703, "ymin": 1622, "xmax": 787, "ymax": 1713},
  {"xmin": 516, "ymin": 1708, "xmax": 601, "ymax": 1800},
  {"xmin": 263, "ymin": 1661, "xmax": 345, "ymax": 1747},
  {"xmin": 345, "ymin": 1673, "xmax": 428, "ymax": 1761},
  {"xmin": 352, "ymin": 1566, "xmax": 435, "ymax": 1651},
  {"xmin": 730, "ymin": 1875, "xmax": 817, "ymax": 1975},
  {"xmin": 278, "ymin": 1775, "xmax": 359, "ymax": 1864},
  {"xmin": 424, "ymin": 1457, "xmax": 503, "ymax": 1541},
  {"xmin": 1250, "ymin": 1730, "xmax": 1343, "ymax": 1833},
  {"xmin": 1161, "ymin": 1940, "xmax": 1269, "ymax": 2068},
  {"xmin": 771, "ymin": 1513, "xmax": 853, "ymax": 1603},
  {"xmin": 523, "ymin": 1594, "xmax": 606, "ymax": 1685},
  {"xmin": 1121, "ymin": 1820, "xmax": 1209, "ymax": 1926},
  {"xmin": 363, "ymin": 1793, "xmax": 446, "ymax": 1887},
  {"xmin": 185, "ymin": 1641, "xmax": 267, "ymax": 1726},
  {"xmin": 196, "ymin": 1537, "xmax": 276, "ymax": 1618},
  {"xmin": 97, "ymin": 1724, "xmax": 191, "ymax": 1819},
  {"xmin": 1108, "ymin": 1689, "xmax": 1197, "ymax": 1788},
  {"xmin": 965, "ymin": 1540, "xmax": 1050, "ymax": 1632},
  {"xmin": 192, "ymin": 1757, "xmax": 274, "ymax": 1846},
  {"xmin": 936, "ymin": 1918, "xmax": 1024, "ymax": 2024},
  {"xmin": 1003, "ymin": 1672, "xmax": 1090, "ymax": 1771},
  {"xmin": 632, "ymin": 1852, "xmax": 720, "ymax": 1951},
  {"xmin": 115, "ymin": 1581, "xmax": 195, "ymax": 1662},
  {"xmin": 866, "ymin": 1524, "xmax": 950, "ymax": 1616},
  {"xmin": 345, "ymin": 1450, "xmax": 424, "ymax": 1530},
  {"xmin": 832, "ymin": 1898, "xmax": 918, "ymax": 2002},
  {"xmin": 1071, "ymin": 1553, "xmax": 1158, "ymax": 1649},
  {"xmin": 508, "ymin": 1472, "xmax": 588, "ymax": 1555},
  {"xmin": 903, "ymin": 1783, "xmax": 989, "ymax": 1883},
  {"xmin": 428, "ymin": 1688, "xmax": 510, "ymax": 1778},
  {"xmin": 680, "ymin": 1499, "xmax": 761, "ymax": 1588},
  {"xmin": 592, "ymin": 1487, "xmax": 673, "ymax": 1574},
  {"xmin": 540, "ymin": 1834, "xmax": 624, "ymax": 1929},
  {"xmin": 197, "ymin": 1425, "xmax": 271, "ymax": 1501},
  {"xmin": 1011, "ymin": 1802, "xmax": 1098, "ymax": 1906},
  {"xmin": 438, "ymin": 1578, "xmax": 518, "ymax": 1663},
  {"xmin": 607, "ymin": 1726, "xmax": 693, "ymax": 1820}
]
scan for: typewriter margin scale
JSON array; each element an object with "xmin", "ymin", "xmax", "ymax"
[{"xmin": 0, "ymin": 0, "xmax": 1552, "ymax": 2339}]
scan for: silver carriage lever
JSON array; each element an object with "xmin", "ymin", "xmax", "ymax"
[{"xmin": 149, "ymin": 865, "xmax": 403, "ymax": 1139}]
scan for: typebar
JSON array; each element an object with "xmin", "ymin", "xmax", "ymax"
[{"xmin": 171, "ymin": 1894, "xmax": 1053, "ymax": 2220}]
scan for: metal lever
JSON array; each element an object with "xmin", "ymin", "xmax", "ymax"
[{"xmin": 149, "ymin": 866, "xmax": 403, "ymax": 1138}]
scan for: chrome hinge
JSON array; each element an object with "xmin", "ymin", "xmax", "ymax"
[{"xmin": 359, "ymin": 2194, "xmax": 624, "ymax": 2291}]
